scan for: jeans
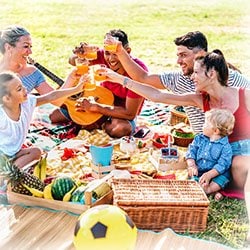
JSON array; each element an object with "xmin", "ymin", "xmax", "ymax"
[{"xmin": 230, "ymin": 139, "xmax": 250, "ymax": 156}]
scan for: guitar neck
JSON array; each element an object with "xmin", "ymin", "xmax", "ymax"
[{"xmin": 34, "ymin": 62, "xmax": 65, "ymax": 86}]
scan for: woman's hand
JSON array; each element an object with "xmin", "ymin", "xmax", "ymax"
[
  {"xmin": 103, "ymin": 68, "xmax": 124, "ymax": 84},
  {"xmin": 64, "ymin": 68, "xmax": 81, "ymax": 87}
]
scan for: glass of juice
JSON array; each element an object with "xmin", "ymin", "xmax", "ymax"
[
  {"xmin": 104, "ymin": 35, "xmax": 119, "ymax": 52},
  {"xmin": 93, "ymin": 64, "xmax": 107, "ymax": 82},
  {"xmin": 84, "ymin": 46, "xmax": 98, "ymax": 60},
  {"xmin": 75, "ymin": 58, "xmax": 89, "ymax": 75}
]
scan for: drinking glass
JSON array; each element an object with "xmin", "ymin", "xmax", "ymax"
[
  {"xmin": 75, "ymin": 58, "xmax": 89, "ymax": 75},
  {"xmin": 84, "ymin": 46, "xmax": 98, "ymax": 60},
  {"xmin": 93, "ymin": 64, "xmax": 107, "ymax": 82},
  {"xmin": 104, "ymin": 34, "xmax": 119, "ymax": 52}
]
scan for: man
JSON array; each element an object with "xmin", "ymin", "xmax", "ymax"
[
  {"xmin": 113, "ymin": 31, "xmax": 250, "ymax": 133},
  {"xmin": 50, "ymin": 29, "xmax": 148, "ymax": 138}
]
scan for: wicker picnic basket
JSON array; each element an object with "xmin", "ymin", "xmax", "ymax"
[
  {"xmin": 111, "ymin": 178, "xmax": 209, "ymax": 233},
  {"xmin": 172, "ymin": 135, "xmax": 194, "ymax": 147},
  {"xmin": 169, "ymin": 106, "xmax": 189, "ymax": 125}
]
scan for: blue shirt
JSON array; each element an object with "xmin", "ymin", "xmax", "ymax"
[
  {"xmin": 185, "ymin": 134, "xmax": 232, "ymax": 176},
  {"xmin": 20, "ymin": 69, "xmax": 46, "ymax": 93}
]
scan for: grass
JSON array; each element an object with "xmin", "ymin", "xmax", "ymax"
[{"xmin": 1, "ymin": 0, "xmax": 250, "ymax": 248}]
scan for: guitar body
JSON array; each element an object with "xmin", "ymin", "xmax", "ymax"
[
  {"xmin": 28, "ymin": 57, "xmax": 114, "ymax": 126},
  {"xmin": 64, "ymin": 86, "xmax": 114, "ymax": 125}
]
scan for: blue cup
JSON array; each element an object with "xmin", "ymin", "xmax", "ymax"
[{"xmin": 89, "ymin": 144, "xmax": 114, "ymax": 166}]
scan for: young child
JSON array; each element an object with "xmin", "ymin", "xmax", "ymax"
[
  {"xmin": 186, "ymin": 108, "xmax": 235, "ymax": 199},
  {"xmin": 0, "ymin": 70, "xmax": 84, "ymax": 169}
]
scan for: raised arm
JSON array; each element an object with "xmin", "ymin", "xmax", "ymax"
[
  {"xmin": 104, "ymin": 68, "xmax": 203, "ymax": 108},
  {"xmin": 36, "ymin": 69, "xmax": 83, "ymax": 106},
  {"xmin": 116, "ymin": 43, "xmax": 164, "ymax": 89}
]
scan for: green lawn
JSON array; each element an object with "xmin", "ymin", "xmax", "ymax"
[{"xmin": 1, "ymin": 0, "xmax": 250, "ymax": 248}]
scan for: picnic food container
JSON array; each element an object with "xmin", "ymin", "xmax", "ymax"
[
  {"xmin": 171, "ymin": 123, "xmax": 195, "ymax": 147},
  {"xmin": 169, "ymin": 106, "xmax": 189, "ymax": 126},
  {"xmin": 152, "ymin": 133, "xmax": 174, "ymax": 149},
  {"xmin": 90, "ymin": 144, "xmax": 114, "ymax": 166},
  {"xmin": 111, "ymin": 178, "xmax": 209, "ymax": 233},
  {"xmin": 7, "ymin": 179, "xmax": 113, "ymax": 215}
]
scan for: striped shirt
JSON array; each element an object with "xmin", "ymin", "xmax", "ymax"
[
  {"xmin": 159, "ymin": 70, "xmax": 250, "ymax": 133},
  {"xmin": 20, "ymin": 69, "xmax": 46, "ymax": 93}
]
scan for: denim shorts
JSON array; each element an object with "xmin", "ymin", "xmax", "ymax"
[
  {"xmin": 129, "ymin": 119, "xmax": 137, "ymax": 134},
  {"xmin": 60, "ymin": 106, "xmax": 136, "ymax": 134},
  {"xmin": 60, "ymin": 106, "xmax": 71, "ymax": 120},
  {"xmin": 106, "ymin": 117, "xmax": 136, "ymax": 134},
  {"xmin": 230, "ymin": 139, "xmax": 250, "ymax": 156},
  {"xmin": 212, "ymin": 174, "xmax": 230, "ymax": 189}
]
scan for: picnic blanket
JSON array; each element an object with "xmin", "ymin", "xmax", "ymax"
[{"xmin": 26, "ymin": 101, "xmax": 172, "ymax": 151}]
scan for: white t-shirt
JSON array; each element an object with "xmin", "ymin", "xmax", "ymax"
[{"xmin": 0, "ymin": 95, "xmax": 37, "ymax": 156}]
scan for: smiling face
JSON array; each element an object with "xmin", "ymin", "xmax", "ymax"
[
  {"xmin": 5, "ymin": 77, "xmax": 28, "ymax": 104},
  {"xmin": 104, "ymin": 50, "xmax": 122, "ymax": 72},
  {"xmin": 9, "ymin": 35, "xmax": 33, "ymax": 65},
  {"xmin": 176, "ymin": 45, "xmax": 197, "ymax": 76},
  {"xmin": 191, "ymin": 60, "xmax": 211, "ymax": 92},
  {"xmin": 103, "ymin": 41, "xmax": 131, "ymax": 74}
]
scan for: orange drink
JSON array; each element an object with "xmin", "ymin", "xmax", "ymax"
[
  {"xmin": 103, "ymin": 43, "xmax": 117, "ymax": 52},
  {"xmin": 75, "ymin": 58, "xmax": 89, "ymax": 75},
  {"xmin": 104, "ymin": 34, "xmax": 119, "ymax": 52},
  {"xmin": 85, "ymin": 81, "xmax": 96, "ymax": 91},
  {"xmin": 84, "ymin": 46, "xmax": 98, "ymax": 60},
  {"xmin": 93, "ymin": 64, "xmax": 107, "ymax": 82}
]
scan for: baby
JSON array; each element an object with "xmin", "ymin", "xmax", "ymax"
[{"xmin": 186, "ymin": 108, "xmax": 235, "ymax": 199}]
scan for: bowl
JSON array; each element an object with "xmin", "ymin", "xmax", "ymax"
[{"xmin": 152, "ymin": 133, "xmax": 174, "ymax": 149}]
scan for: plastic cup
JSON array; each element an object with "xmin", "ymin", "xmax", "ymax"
[
  {"xmin": 84, "ymin": 46, "xmax": 98, "ymax": 60},
  {"xmin": 93, "ymin": 64, "xmax": 107, "ymax": 82},
  {"xmin": 104, "ymin": 35, "xmax": 119, "ymax": 52},
  {"xmin": 75, "ymin": 58, "xmax": 89, "ymax": 75}
]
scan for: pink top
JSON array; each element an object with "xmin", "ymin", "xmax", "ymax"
[
  {"xmin": 93, "ymin": 49, "xmax": 148, "ymax": 113},
  {"xmin": 202, "ymin": 88, "xmax": 250, "ymax": 142},
  {"xmin": 228, "ymin": 88, "xmax": 250, "ymax": 142}
]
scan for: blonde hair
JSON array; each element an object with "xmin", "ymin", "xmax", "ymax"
[{"xmin": 205, "ymin": 108, "xmax": 235, "ymax": 136}]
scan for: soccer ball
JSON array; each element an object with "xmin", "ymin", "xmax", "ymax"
[{"xmin": 73, "ymin": 204, "xmax": 137, "ymax": 250}]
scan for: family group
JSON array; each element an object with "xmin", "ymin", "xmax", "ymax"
[{"xmin": 0, "ymin": 25, "xmax": 249, "ymax": 243}]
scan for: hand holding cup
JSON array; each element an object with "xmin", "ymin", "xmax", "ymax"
[
  {"xmin": 104, "ymin": 34, "xmax": 119, "ymax": 53},
  {"xmin": 75, "ymin": 58, "xmax": 89, "ymax": 75}
]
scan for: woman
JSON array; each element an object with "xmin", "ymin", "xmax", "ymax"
[
  {"xmin": 0, "ymin": 25, "xmax": 75, "ymax": 106},
  {"xmin": 102, "ymin": 50, "xmax": 250, "ymax": 243}
]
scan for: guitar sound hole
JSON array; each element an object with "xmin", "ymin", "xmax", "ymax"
[{"xmin": 68, "ymin": 92, "xmax": 84, "ymax": 100}]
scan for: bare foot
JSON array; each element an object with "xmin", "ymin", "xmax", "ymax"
[{"xmin": 214, "ymin": 192, "xmax": 224, "ymax": 201}]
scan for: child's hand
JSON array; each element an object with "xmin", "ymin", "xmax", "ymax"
[
  {"xmin": 199, "ymin": 173, "xmax": 210, "ymax": 188},
  {"xmin": 75, "ymin": 74, "xmax": 91, "ymax": 92},
  {"xmin": 187, "ymin": 165, "xmax": 198, "ymax": 178},
  {"xmin": 65, "ymin": 68, "xmax": 81, "ymax": 86}
]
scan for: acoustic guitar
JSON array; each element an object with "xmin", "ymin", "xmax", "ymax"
[{"xmin": 28, "ymin": 57, "xmax": 114, "ymax": 125}]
